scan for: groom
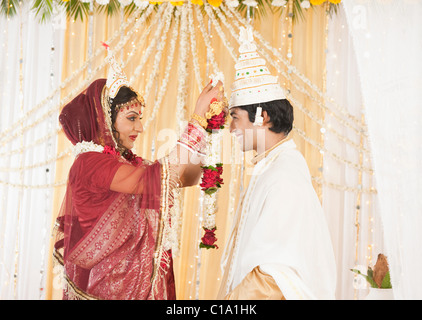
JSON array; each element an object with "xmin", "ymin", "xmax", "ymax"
[{"xmin": 217, "ymin": 27, "xmax": 337, "ymax": 300}]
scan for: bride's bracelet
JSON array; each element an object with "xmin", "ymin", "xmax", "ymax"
[
  {"xmin": 191, "ymin": 113, "xmax": 208, "ymax": 130},
  {"xmin": 177, "ymin": 120, "xmax": 207, "ymax": 156}
]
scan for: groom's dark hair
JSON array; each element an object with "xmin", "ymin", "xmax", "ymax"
[{"xmin": 237, "ymin": 99, "xmax": 294, "ymax": 135}]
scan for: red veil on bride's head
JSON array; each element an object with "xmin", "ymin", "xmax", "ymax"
[{"xmin": 59, "ymin": 78, "xmax": 116, "ymax": 148}]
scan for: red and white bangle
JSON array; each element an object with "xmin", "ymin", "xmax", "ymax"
[{"xmin": 177, "ymin": 120, "xmax": 207, "ymax": 156}]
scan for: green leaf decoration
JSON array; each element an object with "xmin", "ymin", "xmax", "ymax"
[
  {"xmin": 201, "ymin": 163, "xmax": 222, "ymax": 171},
  {"xmin": 1, "ymin": 0, "xmax": 340, "ymax": 23},
  {"xmin": 63, "ymin": 0, "xmax": 90, "ymax": 21},
  {"xmin": 351, "ymin": 268, "xmax": 379, "ymax": 288},
  {"xmin": 381, "ymin": 271, "xmax": 392, "ymax": 289},
  {"xmin": 31, "ymin": 0, "xmax": 54, "ymax": 23},
  {"xmin": 237, "ymin": 0, "xmax": 273, "ymax": 21},
  {"xmin": 199, "ymin": 242, "xmax": 216, "ymax": 249},
  {"xmin": 367, "ymin": 266, "xmax": 374, "ymax": 280},
  {"xmin": 97, "ymin": 0, "xmax": 120, "ymax": 18},
  {"xmin": 1, "ymin": 0, "xmax": 20, "ymax": 17},
  {"xmin": 204, "ymin": 187, "xmax": 218, "ymax": 195},
  {"xmin": 291, "ymin": 0, "xmax": 305, "ymax": 22}
]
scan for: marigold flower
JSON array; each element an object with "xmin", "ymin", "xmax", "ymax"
[
  {"xmin": 207, "ymin": 0, "xmax": 223, "ymax": 7},
  {"xmin": 310, "ymin": 0, "xmax": 326, "ymax": 5}
]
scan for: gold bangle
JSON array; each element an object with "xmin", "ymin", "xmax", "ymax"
[{"xmin": 191, "ymin": 113, "xmax": 208, "ymax": 129}]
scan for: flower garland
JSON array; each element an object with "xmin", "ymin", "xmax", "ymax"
[
  {"xmin": 73, "ymin": 141, "xmax": 140, "ymax": 165},
  {"xmin": 199, "ymin": 94, "xmax": 227, "ymax": 250},
  {"xmin": 176, "ymin": 5, "xmax": 189, "ymax": 126},
  {"xmin": 136, "ymin": 3, "xmax": 178, "ymax": 130}
]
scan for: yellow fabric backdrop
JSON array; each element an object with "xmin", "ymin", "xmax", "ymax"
[{"xmin": 45, "ymin": 3, "xmax": 327, "ymax": 300}]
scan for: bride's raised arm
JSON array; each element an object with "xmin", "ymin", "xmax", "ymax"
[
  {"xmin": 167, "ymin": 80, "xmax": 225, "ymax": 187},
  {"xmin": 108, "ymin": 80, "xmax": 225, "ymax": 194}
]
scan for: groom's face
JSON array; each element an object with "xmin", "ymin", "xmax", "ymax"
[{"xmin": 229, "ymin": 107, "xmax": 261, "ymax": 152}]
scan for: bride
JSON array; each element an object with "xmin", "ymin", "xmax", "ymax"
[{"xmin": 53, "ymin": 48, "xmax": 225, "ymax": 300}]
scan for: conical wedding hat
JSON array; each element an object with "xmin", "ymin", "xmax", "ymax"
[{"xmin": 229, "ymin": 26, "xmax": 286, "ymax": 109}]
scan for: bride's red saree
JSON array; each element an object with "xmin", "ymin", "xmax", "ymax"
[{"xmin": 54, "ymin": 79, "xmax": 176, "ymax": 300}]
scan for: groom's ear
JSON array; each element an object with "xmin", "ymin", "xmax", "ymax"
[{"xmin": 261, "ymin": 110, "xmax": 272, "ymax": 127}]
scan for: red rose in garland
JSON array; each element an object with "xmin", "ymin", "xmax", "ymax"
[
  {"xmin": 199, "ymin": 227, "xmax": 218, "ymax": 249},
  {"xmin": 200, "ymin": 163, "xmax": 224, "ymax": 194},
  {"xmin": 206, "ymin": 111, "xmax": 227, "ymax": 131}
]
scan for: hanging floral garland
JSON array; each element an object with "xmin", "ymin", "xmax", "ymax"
[
  {"xmin": 1, "ymin": 0, "xmax": 341, "ymax": 22},
  {"xmin": 199, "ymin": 74, "xmax": 227, "ymax": 249}
]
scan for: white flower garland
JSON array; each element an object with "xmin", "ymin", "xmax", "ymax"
[
  {"xmin": 187, "ymin": 1, "xmax": 203, "ymax": 89},
  {"xmin": 143, "ymin": 7, "xmax": 180, "ymax": 129},
  {"xmin": 202, "ymin": 129, "xmax": 223, "ymax": 232},
  {"xmin": 226, "ymin": 0, "xmax": 239, "ymax": 8},
  {"xmin": 129, "ymin": 3, "xmax": 168, "ymax": 85},
  {"xmin": 271, "ymin": 0, "xmax": 287, "ymax": 7},
  {"xmin": 134, "ymin": 0, "xmax": 149, "ymax": 9},
  {"xmin": 175, "ymin": 5, "xmax": 189, "ymax": 128},
  {"xmin": 204, "ymin": 3, "xmax": 236, "ymax": 61},
  {"xmin": 72, "ymin": 141, "xmax": 104, "ymax": 157},
  {"xmin": 142, "ymin": 3, "xmax": 174, "ymax": 103},
  {"xmin": 194, "ymin": 4, "xmax": 219, "ymax": 75},
  {"xmin": 243, "ymin": 0, "xmax": 257, "ymax": 7},
  {"xmin": 118, "ymin": 0, "xmax": 133, "ymax": 7}
]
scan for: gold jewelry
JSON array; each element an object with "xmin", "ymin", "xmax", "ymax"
[
  {"xmin": 191, "ymin": 113, "xmax": 208, "ymax": 129},
  {"xmin": 205, "ymin": 100, "xmax": 226, "ymax": 120},
  {"xmin": 115, "ymin": 97, "xmax": 143, "ymax": 111}
]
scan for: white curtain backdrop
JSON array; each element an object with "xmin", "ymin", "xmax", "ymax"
[
  {"xmin": 342, "ymin": 0, "xmax": 422, "ymax": 300},
  {"xmin": 323, "ymin": 5, "xmax": 384, "ymax": 300},
  {"xmin": 0, "ymin": 4, "xmax": 65, "ymax": 299}
]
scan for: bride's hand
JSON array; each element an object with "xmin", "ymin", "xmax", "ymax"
[{"xmin": 194, "ymin": 80, "xmax": 224, "ymax": 118}]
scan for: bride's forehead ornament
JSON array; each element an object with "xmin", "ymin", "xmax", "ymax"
[
  {"xmin": 102, "ymin": 41, "xmax": 130, "ymax": 100},
  {"xmin": 100, "ymin": 42, "xmax": 146, "ymax": 148},
  {"xmin": 101, "ymin": 41, "xmax": 145, "ymax": 109}
]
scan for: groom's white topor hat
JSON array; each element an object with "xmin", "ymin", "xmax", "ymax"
[{"xmin": 229, "ymin": 26, "xmax": 286, "ymax": 110}]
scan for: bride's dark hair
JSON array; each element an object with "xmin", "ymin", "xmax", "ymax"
[{"xmin": 109, "ymin": 86, "xmax": 139, "ymax": 155}]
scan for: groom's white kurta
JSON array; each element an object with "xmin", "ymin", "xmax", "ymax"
[{"xmin": 219, "ymin": 139, "xmax": 337, "ymax": 299}]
